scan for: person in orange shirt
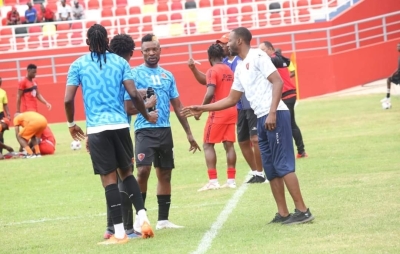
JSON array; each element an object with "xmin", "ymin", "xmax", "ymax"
[
  {"xmin": 0, "ymin": 118, "xmax": 14, "ymax": 160},
  {"xmin": 197, "ymin": 44, "xmax": 238, "ymax": 192},
  {"xmin": 13, "ymin": 111, "xmax": 48, "ymax": 158},
  {"xmin": 29, "ymin": 126, "xmax": 56, "ymax": 155},
  {"xmin": 16, "ymin": 64, "xmax": 52, "ymax": 113}
]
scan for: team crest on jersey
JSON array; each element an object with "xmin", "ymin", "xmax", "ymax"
[
  {"xmin": 161, "ymin": 73, "xmax": 167, "ymax": 79},
  {"xmin": 138, "ymin": 153, "xmax": 145, "ymax": 161},
  {"xmin": 246, "ymin": 63, "xmax": 249, "ymax": 70}
]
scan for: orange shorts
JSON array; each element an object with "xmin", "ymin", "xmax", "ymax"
[
  {"xmin": 203, "ymin": 119, "xmax": 236, "ymax": 144},
  {"xmin": 39, "ymin": 140, "xmax": 55, "ymax": 155},
  {"xmin": 19, "ymin": 120, "xmax": 47, "ymax": 141}
]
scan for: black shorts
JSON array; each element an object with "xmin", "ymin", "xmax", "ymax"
[
  {"xmin": 135, "ymin": 127, "xmax": 174, "ymax": 169},
  {"xmin": 0, "ymin": 112, "xmax": 4, "ymax": 119},
  {"xmin": 88, "ymin": 128, "xmax": 134, "ymax": 175},
  {"xmin": 389, "ymin": 74, "xmax": 400, "ymax": 85},
  {"xmin": 237, "ymin": 109, "xmax": 258, "ymax": 142}
]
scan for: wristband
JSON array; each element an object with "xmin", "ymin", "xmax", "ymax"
[{"xmin": 67, "ymin": 122, "xmax": 76, "ymax": 127}]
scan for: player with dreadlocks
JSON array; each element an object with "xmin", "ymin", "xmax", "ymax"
[
  {"xmin": 101, "ymin": 34, "xmax": 157, "ymax": 240},
  {"xmin": 65, "ymin": 25, "xmax": 158, "ymax": 244},
  {"xmin": 196, "ymin": 43, "xmax": 238, "ymax": 191}
]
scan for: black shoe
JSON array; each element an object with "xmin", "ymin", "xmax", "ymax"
[
  {"xmin": 246, "ymin": 175, "xmax": 256, "ymax": 183},
  {"xmin": 282, "ymin": 208, "xmax": 314, "ymax": 225},
  {"xmin": 268, "ymin": 213, "xmax": 291, "ymax": 224},
  {"xmin": 252, "ymin": 175, "xmax": 266, "ymax": 183}
]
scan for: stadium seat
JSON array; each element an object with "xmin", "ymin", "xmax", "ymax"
[
  {"xmin": 241, "ymin": 15, "xmax": 253, "ymax": 28},
  {"xmin": 213, "ymin": 0, "xmax": 224, "ymax": 6},
  {"xmin": 184, "ymin": 22, "xmax": 196, "ymax": 35},
  {"xmin": 185, "ymin": 0, "xmax": 197, "ymax": 9},
  {"xmin": 298, "ymin": 9, "xmax": 310, "ymax": 22},
  {"xmin": 116, "ymin": 0, "xmax": 127, "ymax": 7},
  {"xmin": 42, "ymin": 24, "xmax": 57, "ymax": 37},
  {"xmin": 226, "ymin": 7, "xmax": 238, "ymax": 30},
  {"xmin": 156, "ymin": 14, "xmax": 168, "ymax": 25},
  {"xmin": 102, "ymin": 0, "xmax": 114, "ymax": 8},
  {"xmin": 270, "ymin": 12, "xmax": 282, "ymax": 25},
  {"xmin": 241, "ymin": 5, "xmax": 253, "ymax": 15},
  {"xmin": 199, "ymin": 0, "xmax": 211, "ymax": 8},
  {"xmin": 297, "ymin": 0, "xmax": 309, "ymax": 10},
  {"xmin": 213, "ymin": 18, "xmax": 222, "ymax": 32},
  {"xmin": 282, "ymin": 1, "xmax": 291, "ymax": 10},
  {"xmin": 28, "ymin": 26, "xmax": 42, "ymax": 36},
  {"xmin": 56, "ymin": 33, "xmax": 70, "ymax": 47},
  {"xmin": 169, "ymin": 23, "xmax": 184, "ymax": 36},
  {"xmin": 241, "ymin": 0, "xmax": 252, "ymax": 3},
  {"xmin": 143, "ymin": 0, "xmax": 155, "ymax": 4},
  {"xmin": 1, "ymin": 18, "xmax": 7, "ymax": 26},
  {"xmin": 71, "ymin": 32, "xmax": 83, "ymax": 45},
  {"xmin": 128, "ymin": 17, "xmax": 140, "ymax": 26},
  {"xmin": 129, "ymin": 6, "xmax": 141, "ymax": 15},
  {"xmin": 114, "ymin": 18, "xmax": 127, "ymax": 34},
  {"xmin": 4, "ymin": 0, "xmax": 18, "ymax": 5},
  {"xmin": 142, "ymin": 16, "xmax": 153, "ymax": 34},
  {"xmin": 85, "ymin": 20, "xmax": 97, "ymax": 29},
  {"xmin": 198, "ymin": 20, "xmax": 212, "ymax": 33},
  {"xmin": 329, "ymin": 0, "xmax": 338, "ymax": 7},
  {"xmin": 15, "ymin": 37, "xmax": 26, "ymax": 50},
  {"xmin": 27, "ymin": 36, "xmax": 40, "ymax": 49},
  {"xmin": 213, "ymin": 8, "xmax": 222, "ymax": 18},
  {"xmin": 101, "ymin": 9, "xmax": 114, "ymax": 17},
  {"xmin": 184, "ymin": 10, "xmax": 197, "ymax": 23},
  {"xmin": 46, "ymin": 3, "xmax": 58, "ymax": 12},
  {"xmin": 19, "ymin": 16, "xmax": 26, "ymax": 24},
  {"xmin": 157, "ymin": 3, "xmax": 169, "ymax": 12},
  {"xmin": 142, "ymin": 4, "xmax": 157, "ymax": 14},
  {"xmin": 41, "ymin": 36, "xmax": 53, "ymax": 48},
  {"xmin": 284, "ymin": 11, "xmax": 293, "ymax": 24},
  {"xmin": 71, "ymin": 22, "xmax": 83, "ymax": 32},
  {"xmin": 269, "ymin": 2, "xmax": 281, "ymax": 12},
  {"xmin": 0, "ymin": 28, "xmax": 12, "ymax": 45},
  {"xmin": 170, "ymin": 13, "xmax": 182, "ymax": 22},
  {"xmin": 227, "ymin": 0, "xmax": 238, "ymax": 4},
  {"xmin": 115, "ymin": 8, "xmax": 127, "ymax": 16},
  {"xmin": 311, "ymin": 0, "xmax": 323, "ymax": 8},
  {"xmin": 171, "ymin": 2, "xmax": 183, "ymax": 10},
  {"xmin": 88, "ymin": 0, "xmax": 100, "ymax": 9}
]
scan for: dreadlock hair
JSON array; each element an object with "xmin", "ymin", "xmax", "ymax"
[
  {"xmin": 207, "ymin": 43, "xmax": 224, "ymax": 62},
  {"xmin": 87, "ymin": 24, "xmax": 111, "ymax": 69},
  {"xmin": 263, "ymin": 41, "xmax": 275, "ymax": 51},
  {"xmin": 110, "ymin": 34, "xmax": 136, "ymax": 58}
]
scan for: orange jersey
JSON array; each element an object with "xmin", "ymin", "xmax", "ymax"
[
  {"xmin": 13, "ymin": 111, "xmax": 47, "ymax": 128},
  {"xmin": 205, "ymin": 63, "xmax": 237, "ymax": 124},
  {"xmin": 41, "ymin": 126, "xmax": 55, "ymax": 145},
  {"xmin": 18, "ymin": 77, "xmax": 39, "ymax": 112}
]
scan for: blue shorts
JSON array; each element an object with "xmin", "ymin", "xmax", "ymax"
[{"xmin": 257, "ymin": 110, "xmax": 295, "ymax": 181}]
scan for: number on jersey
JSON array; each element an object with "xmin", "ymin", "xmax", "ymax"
[{"xmin": 150, "ymin": 75, "xmax": 161, "ymax": 85}]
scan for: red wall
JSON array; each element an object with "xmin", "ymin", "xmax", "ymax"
[{"xmin": 1, "ymin": 0, "xmax": 400, "ymax": 123}]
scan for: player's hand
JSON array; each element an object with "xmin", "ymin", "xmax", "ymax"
[
  {"xmin": 146, "ymin": 95, "xmax": 157, "ymax": 109},
  {"xmin": 264, "ymin": 112, "xmax": 277, "ymax": 131},
  {"xmin": 146, "ymin": 110, "xmax": 158, "ymax": 123},
  {"xmin": 69, "ymin": 124, "xmax": 85, "ymax": 141},
  {"xmin": 5, "ymin": 146, "xmax": 14, "ymax": 153},
  {"xmin": 181, "ymin": 106, "xmax": 203, "ymax": 118},
  {"xmin": 187, "ymin": 134, "xmax": 201, "ymax": 153},
  {"xmin": 85, "ymin": 136, "xmax": 90, "ymax": 153},
  {"xmin": 188, "ymin": 58, "xmax": 196, "ymax": 70},
  {"xmin": 194, "ymin": 112, "xmax": 202, "ymax": 121},
  {"xmin": 46, "ymin": 102, "xmax": 52, "ymax": 110}
]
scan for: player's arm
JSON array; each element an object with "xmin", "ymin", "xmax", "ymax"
[
  {"xmin": 188, "ymin": 59, "xmax": 207, "ymax": 85},
  {"xmin": 202, "ymin": 69, "xmax": 217, "ymax": 105},
  {"xmin": 3, "ymin": 93, "xmax": 10, "ymax": 119},
  {"xmin": 171, "ymin": 97, "xmax": 192, "ymax": 134},
  {"xmin": 123, "ymin": 80, "xmax": 156, "ymax": 121},
  {"xmin": 36, "ymin": 88, "xmax": 51, "ymax": 109},
  {"xmin": 202, "ymin": 86, "xmax": 215, "ymax": 105},
  {"xmin": 200, "ymin": 89, "xmax": 242, "ymax": 112},
  {"xmin": 0, "ymin": 132, "xmax": 11, "ymax": 150},
  {"xmin": 124, "ymin": 94, "xmax": 157, "ymax": 116},
  {"xmin": 16, "ymin": 80, "xmax": 24, "ymax": 113}
]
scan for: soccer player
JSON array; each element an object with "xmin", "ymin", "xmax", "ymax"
[
  {"xmin": 29, "ymin": 126, "xmax": 56, "ymax": 155},
  {"xmin": 196, "ymin": 43, "xmax": 238, "ymax": 191},
  {"xmin": 0, "ymin": 118, "xmax": 13, "ymax": 160},
  {"xmin": 0, "ymin": 77, "xmax": 11, "ymax": 155},
  {"xmin": 132, "ymin": 33, "xmax": 201, "ymax": 232},
  {"xmin": 64, "ymin": 24, "xmax": 158, "ymax": 244},
  {"xmin": 381, "ymin": 43, "xmax": 400, "ymax": 106},
  {"xmin": 259, "ymin": 41, "xmax": 307, "ymax": 158},
  {"xmin": 182, "ymin": 27, "xmax": 314, "ymax": 225},
  {"xmin": 13, "ymin": 111, "xmax": 47, "ymax": 158},
  {"xmin": 101, "ymin": 33, "xmax": 157, "ymax": 240},
  {"xmin": 16, "ymin": 64, "xmax": 52, "ymax": 113},
  {"xmin": 188, "ymin": 33, "xmax": 265, "ymax": 184}
]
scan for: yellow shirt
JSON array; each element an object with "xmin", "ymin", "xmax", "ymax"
[
  {"xmin": 288, "ymin": 62, "xmax": 296, "ymax": 73},
  {"xmin": 0, "ymin": 88, "xmax": 8, "ymax": 113}
]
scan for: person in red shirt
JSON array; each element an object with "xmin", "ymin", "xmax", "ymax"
[
  {"xmin": 16, "ymin": 64, "xmax": 52, "ymax": 113},
  {"xmin": 259, "ymin": 41, "xmax": 307, "ymax": 158},
  {"xmin": 29, "ymin": 125, "xmax": 56, "ymax": 155},
  {"xmin": 6, "ymin": 7, "xmax": 21, "ymax": 25},
  {"xmin": 40, "ymin": 3, "xmax": 56, "ymax": 22},
  {"xmin": 197, "ymin": 44, "xmax": 238, "ymax": 191}
]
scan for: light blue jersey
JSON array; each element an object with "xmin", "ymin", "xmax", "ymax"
[
  {"xmin": 124, "ymin": 64, "xmax": 179, "ymax": 130},
  {"xmin": 67, "ymin": 52, "xmax": 131, "ymax": 132}
]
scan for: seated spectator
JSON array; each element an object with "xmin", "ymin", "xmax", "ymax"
[
  {"xmin": 29, "ymin": 125, "xmax": 56, "ymax": 155},
  {"xmin": 25, "ymin": 2, "xmax": 38, "ymax": 24},
  {"xmin": 7, "ymin": 7, "xmax": 21, "ymax": 25},
  {"xmin": 71, "ymin": 0, "xmax": 85, "ymax": 20},
  {"xmin": 0, "ymin": 118, "xmax": 13, "ymax": 160},
  {"xmin": 40, "ymin": 3, "xmax": 56, "ymax": 22},
  {"xmin": 58, "ymin": 0, "xmax": 72, "ymax": 21}
]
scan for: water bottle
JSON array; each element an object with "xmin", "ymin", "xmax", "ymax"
[{"xmin": 147, "ymin": 87, "xmax": 155, "ymax": 112}]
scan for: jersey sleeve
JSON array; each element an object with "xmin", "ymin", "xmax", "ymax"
[
  {"xmin": 231, "ymin": 70, "xmax": 244, "ymax": 92},
  {"xmin": 257, "ymin": 55, "xmax": 277, "ymax": 79},
  {"xmin": 18, "ymin": 79, "xmax": 26, "ymax": 90},
  {"xmin": 288, "ymin": 62, "xmax": 295, "ymax": 72},
  {"xmin": 66, "ymin": 60, "xmax": 80, "ymax": 86},
  {"xmin": 206, "ymin": 68, "xmax": 217, "ymax": 87},
  {"xmin": 13, "ymin": 115, "xmax": 22, "ymax": 126},
  {"xmin": 122, "ymin": 60, "xmax": 133, "ymax": 82},
  {"xmin": 169, "ymin": 75, "xmax": 179, "ymax": 99}
]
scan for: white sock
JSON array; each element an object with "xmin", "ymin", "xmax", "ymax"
[
  {"xmin": 138, "ymin": 209, "xmax": 149, "ymax": 225},
  {"xmin": 114, "ymin": 223, "xmax": 125, "ymax": 239},
  {"xmin": 209, "ymin": 179, "xmax": 218, "ymax": 184},
  {"xmin": 252, "ymin": 170, "xmax": 257, "ymax": 175},
  {"xmin": 255, "ymin": 171, "xmax": 264, "ymax": 177},
  {"xmin": 227, "ymin": 179, "xmax": 235, "ymax": 184}
]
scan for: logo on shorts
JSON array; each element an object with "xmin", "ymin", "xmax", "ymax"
[
  {"xmin": 137, "ymin": 153, "xmax": 145, "ymax": 161},
  {"xmin": 276, "ymin": 133, "xmax": 280, "ymax": 144}
]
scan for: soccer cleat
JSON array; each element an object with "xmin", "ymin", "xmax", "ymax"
[
  {"xmin": 127, "ymin": 231, "xmax": 141, "ymax": 239},
  {"xmin": 282, "ymin": 208, "xmax": 314, "ymax": 225},
  {"xmin": 24, "ymin": 154, "xmax": 36, "ymax": 159},
  {"xmin": 296, "ymin": 152, "xmax": 308, "ymax": 159},
  {"xmin": 220, "ymin": 181, "xmax": 236, "ymax": 189},
  {"xmin": 103, "ymin": 230, "xmax": 114, "ymax": 239},
  {"xmin": 198, "ymin": 182, "xmax": 220, "ymax": 192},
  {"xmin": 36, "ymin": 154, "xmax": 42, "ymax": 158},
  {"xmin": 246, "ymin": 175, "xmax": 256, "ymax": 183},
  {"xmin": 97, "ymin": 234, "xmax": 129, "ymax": 245},
  {"xmin": 156, "ymin": 220, "xmax": 184, "ymax": 230},
  {"xmin": 141, "ymin": 221, "xmax": 154, "ymax": 238},
  {"xmin": 268, "ymin": 213, "xmax": 292, "ymax": 224},
  {"xmin": 380, "ymin": 97, "xmax": 391, "ymax": 103},
  {"xmin": 248, "ymin": 175, "xmax": 266, "ymax": 183}
]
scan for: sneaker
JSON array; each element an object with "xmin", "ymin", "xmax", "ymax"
[
  {"xmin": 296, "ymin": 152, "xmax": 308, "ymax": 159},
  {"xmin": 103, "ymin": 230, "xmax": 114, "ymax": 239},
  {"xmin": 24, "ymin": 154, "xmax": 36, "ymax": 159},
  {"xmin": 268, "ymin": 213, "xmax": 292, "ymax": 224},
  {"xmin": 141, "ymin": 221, "xmax": 154, "ymax": 239},
  {"xmin": 156, "ymin": 220, "xmax": 184, "ymax": 230},
  {"xmin": 126, "ymin": 229, "xmax": 141, "ymax": 239},
  {"xmin": 380, "ymin": 97, "xmax": 390, "ymax": 103},
  {"xmin": 198, "ymin": 182, "xmax": 220, "ymax": 192},
  {"xmin": 282, "ymin": 208, "xmax": 314, "ymax": 225},
  {"xmin": 252, "ymin": 175, "xmax": 266, "ymax": 183},
  {"xmin": 133, "ymin": 215, "xmax": 141, "ymax": 233},
  {"xmin": 36, "ymin": 154, "xmax": 42, "ymax": 158},
  {"xmin": 246, "ymin": 175, "xmax": 256, "ymax": 183},
  {"xmin": 98, "ymin": 234, "xmax": 129, "ymax": 245},
  {"xmin": 220, "ymin": 181, "xmax": 236, "ymax": 189}
]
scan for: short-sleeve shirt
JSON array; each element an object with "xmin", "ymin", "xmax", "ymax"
[
  {"xmin": 58, "ymin": 4, "xmax": 71, "ymax": 19},
  {"xmin": 43, "ymin": 7, "xmax": 55, "ymax": 20},
  {"xmin": 41, "ymin": 126, "xmax": 55, "ymax": 145},
  {"xmin": 0, "ymin": 88, "xmax": 8, "ymax": 113},
  {"xmin": 25, "ymin": 8, "xmax": 37, "ymax": 23},
  {"xmin": 125, "ymin": 64, "xmax": 179, "ymax": 130},
  {"xmin": 223, "ymin": 56, "xmax": 244, "ymax": 109},
  {"xmin": 66, "ymin": 52, "xmax": 132, "ymax": 134},
  {"xmin": 18, "ymin": 77, "xmax": 38, "ymax": 112},
  {"xmin": 231, "ymin": 48, "xmax": 288, "ymax": 118},
  {"xmin": 13, "ymin": 111, "xmax": 46, "ymax": 127},
  {"xmin": 205, "ymin": 63, "xmax": 237, "ymax": 124},
  {"xmin": 7, "ymin": 11, "xmax": 20, "ymax": 23}
]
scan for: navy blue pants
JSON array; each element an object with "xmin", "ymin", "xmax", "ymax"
[{"xmin": 257, "ymin": 110, "xmax": 295, "ymax": 181}]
